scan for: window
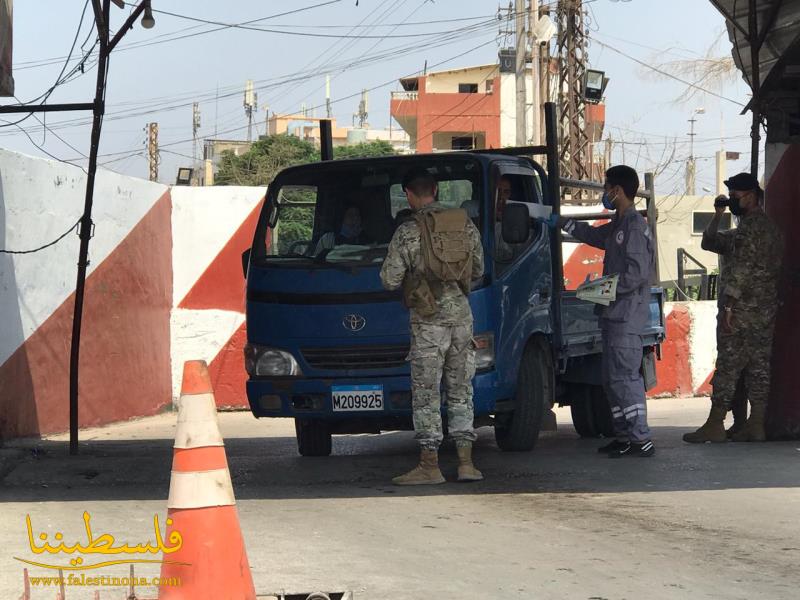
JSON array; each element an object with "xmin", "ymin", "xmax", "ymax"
[
  {"xmin": 270, "ymin": 186, "xmax": 318, "ymax": 256},
  {"xmin": 389, "ymin": 179, "xmax": 475, "ymax": 216},
  {"xmin": 493, "ymin": 171, "xmax": 541, "ymax": 273},
  {"xmin": 458, "ymin": 83, "xmax": 478, "ymax": 93},
  {"xmin": 485, "ymin": 80, "xmax": 494, "ymax": 94},
  {"xmin": 692, "ymin": 211, "xmax": 732, "ymax": 235},
  {"xmin": 451, "ymin": 136, "xmax": 475, "ymax": 150}
]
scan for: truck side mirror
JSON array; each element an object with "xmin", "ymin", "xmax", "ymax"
[
  {"xmin": 241, "ymin": 248, "xmax": 251, "ymax": 278},
  {"xmin": 501, "ymin": 203, "xmax": 529, "ymax": 244}
]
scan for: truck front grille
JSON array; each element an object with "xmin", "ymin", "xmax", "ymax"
[{"xmin": 301, "ymin": 344, "xmax": 409, "ymax": 370}]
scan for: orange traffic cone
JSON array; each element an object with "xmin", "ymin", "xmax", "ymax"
[{"xmin": 158, "ymin": 360, "xmax": 256, "ymax": 599}]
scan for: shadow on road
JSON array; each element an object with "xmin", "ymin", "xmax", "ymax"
[{"xmin": 2, "ymin": 423, "xmax": 799, "ymax": 503}]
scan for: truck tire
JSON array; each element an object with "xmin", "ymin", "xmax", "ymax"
[
  {"xmin": 295, "ymin": 418, "xmax": 332, "ymax": 457},
  {"xmin": 570, "ymin": 384, "xmax": 614, "ymax": 438},
  {"xmin": 494, "ymin": 336, "xmax": 553, "ymax": 451}
]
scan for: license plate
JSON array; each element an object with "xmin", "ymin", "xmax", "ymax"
[{"xmin": 331, "ymin": 385, "xmax": 384, "ymax": 412}]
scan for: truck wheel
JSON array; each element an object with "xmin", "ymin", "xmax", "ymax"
[
  {"xmin": 589, "ymin": 385, "xmax": 615, "ymax": 438},
  {"xmin": 570, "ymin": 385, "xmax": 614, "ymax": 438},
  {"xmin": 295, "ymin": 418, "xmax": 332, "ymax": 457},
  {"xmin": 570, "ymin": 384, "xmax": 598, "ymax": 437},
  {"xmin": 495, "ymin": 337, "xmax": 553, "ymax": 451}
]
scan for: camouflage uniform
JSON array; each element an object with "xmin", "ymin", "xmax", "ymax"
[
  {"xmin": 702, "ymin": 211, "xmax": 783, "ymax": 410},
  {"xmin": 701, "ymin": 230, "xmax": 746, "ymax": 420},
  {"xmin": 380, "ymin": 202, "xmax": 484, "ymax": 450}
]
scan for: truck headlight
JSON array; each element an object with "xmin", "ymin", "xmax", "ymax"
[
  {"xmin": 474, "ymin": 333, "xmax": 495, "ymax": 371},
  {"xmin": 244, "ymin": 344, "xmax": 302, "ymax": 377}
]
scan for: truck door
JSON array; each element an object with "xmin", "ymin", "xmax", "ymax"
[{"xmin": 491, "ymin": 164, "xmax": 552, "ymax": 381}]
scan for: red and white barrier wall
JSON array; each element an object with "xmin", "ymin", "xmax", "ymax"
[
  {"xmin": 170, "ymin": 186, "xmax": 263, "ymax": 409},
  {"xmin": 0, "ymin": 149, "xmax": 171, "ymax": 438},
  {"xmin": 0, "ymin": 147, "xmax": 722, "ymax": 440}
]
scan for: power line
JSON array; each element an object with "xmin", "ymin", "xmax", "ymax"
[
  {"xmin": 0, "ymin": 220, "xmax": 80, "ymax": 255},
  {"xmin": 591, "ymin": 38, "xmax": 746, "ymax": 107}
]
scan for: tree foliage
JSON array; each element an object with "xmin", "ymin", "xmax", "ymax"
[{"xmin": 214, "ymin": 135, "xmax": 397, "ymax": 187}]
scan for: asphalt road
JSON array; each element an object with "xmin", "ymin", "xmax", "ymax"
[{"xmin": 1, "ymin": 397, "xmax": 799, "ymax": 599}]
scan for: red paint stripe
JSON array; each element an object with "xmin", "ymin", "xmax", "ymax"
[
  {"xmin": 765, "ymin": 144, "xmax": 800, "ymax": 437},
  {"xmin": 172, "ymin": 446, "xmax": 228, "ymax": 472},
  {"xmin": 207, "ymin": 323, "xmax": 249, "ymax": 409},
  {"xmin": 178, "ymin": 200, "xmax": 263, "ymax": 312},
  {"xmin": 648, "ymin": 305, "xmax": 693, "ymax": 397},
  {"xmin": 0, "ymin": 190, "xmax": 173, "ymax": 438}
]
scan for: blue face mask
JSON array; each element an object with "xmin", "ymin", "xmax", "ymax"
[{"xmin": 602, "ymin": 190, "xmax": 616, "ymax": 210}]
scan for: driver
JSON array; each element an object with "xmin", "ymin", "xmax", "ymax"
[{"xmin": 314, "ymin": 205, "xmax": 372, "ymax": 254}]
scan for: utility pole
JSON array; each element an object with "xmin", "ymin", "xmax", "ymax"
[
  {"xmin": 514, "ymin": 0, "xmax": 527, "ymax": 146},
  {"xmin": 354, "ymin": 89, "xmax": 368, "ymax": 128},
  {"xmin": 244, "ymin": 79, "xmax": 257, "ymax": 142},
  {"xmin": 686, "ymin": 108, "xmax": 704, "ymax": 195},
  {"xmin": 325, "ymin": 74, "xmax": 332, "ymax": 119},
  {"xmin": 527, "ymin": 0, "xmax": 541, "ymax": 145},
  {"xmin": 556, "ymin": 0, "xmax": 589, "ymax": 200},
  {"xmin": 192, "ymin": 102, "xmax": 200, "ymax": 165},
  {"xmin": 147, "ymin": 122, "xmax": 159, "ymax": 182}
]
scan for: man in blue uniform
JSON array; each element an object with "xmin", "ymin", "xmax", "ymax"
[{"xmin": 545, "ymin": 165, "xmax": 656, "ymax": 457}]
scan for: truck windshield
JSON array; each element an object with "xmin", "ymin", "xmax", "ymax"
[{"xmin": 255, "ymin": 158, "xmax": 482, "ymax": 267}]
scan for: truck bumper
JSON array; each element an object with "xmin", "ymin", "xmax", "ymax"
[{"xmin": 246, "ymin": 371, "xmax": 499, "ymax": 420}]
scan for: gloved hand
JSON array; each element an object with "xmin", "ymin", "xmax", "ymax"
[{"xmin": 540, "ymin": 213, "xmax": 560, "ymax": 229}]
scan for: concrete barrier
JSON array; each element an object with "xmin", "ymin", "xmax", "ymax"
[{"xmin": 0, "ymin": 148, "xmax": 719, "ymax": 439}]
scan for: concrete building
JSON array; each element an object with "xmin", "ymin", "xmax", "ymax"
[
  {"xmin": 267, "ymin": 113, "xmax": 410, "ymax": 152},
  {"xmin": 389, "ymin": 63, "xmax": 606, "ymax": 153}
]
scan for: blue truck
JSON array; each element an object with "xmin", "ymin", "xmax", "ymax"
[{"xmin": 241, "ymin": 104, "xmax": 665, "ymax": 456}]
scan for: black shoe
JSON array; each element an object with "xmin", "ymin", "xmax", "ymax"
[
  {"xmin": 608, "ymin": 440, "xmax": 655, "ymax": 458},
  {"xmin": 597, "ymin": 439, "xmax": 628, "ymax": 454}
]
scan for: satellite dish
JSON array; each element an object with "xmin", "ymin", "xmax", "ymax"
[{"xmin": 532, "ymin": 15, "xmax": 557, "ymax": 43}]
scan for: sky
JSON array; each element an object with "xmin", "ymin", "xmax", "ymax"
[{"xmin": 0, "ymin": 0, "xmax": 757, "ymax": 194}]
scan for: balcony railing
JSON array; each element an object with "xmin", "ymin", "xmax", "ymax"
[{"xmin": 391, "ymin": 91, "xmax": 419, "ymax": 101}]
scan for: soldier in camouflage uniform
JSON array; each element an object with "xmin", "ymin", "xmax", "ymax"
[
  {"xmin": 684, "ymin": 173, "xmax": 784, "ymax": 443},
  {"xmin": 699, "ymin": 199, "xmax": 748, "ymax": 438},
  {"xmin": 380, "ymin": 167, "xmax": 484, "ymax": 485}
]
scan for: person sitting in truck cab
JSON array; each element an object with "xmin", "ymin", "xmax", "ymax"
[
  {"xmin": 314, "ymin": 205, "xmax": 372, "ymax": 254},
  {"xmin": 495, "ymin": 175, "xmax": 529, "ymax": 262}
]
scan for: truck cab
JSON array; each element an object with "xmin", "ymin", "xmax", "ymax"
[{"xmin": 242, "ymin": 144, "xmax": 665, "ymax": 456}]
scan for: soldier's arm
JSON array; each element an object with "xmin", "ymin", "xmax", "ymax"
[
  {"xmin": 615, "ymin": 225, "xmax": 652, "ymax": 296},
  {"xmin": 560, "ymin": 218, "xmax": 613, "ymax": 250},
  {"xmin": 468, "ymin": 220, "xmax": 484, "ymax": 280},
  {"xmin": 701, "ymin": 214, "xmax": 734, "ymax": 254},
  {"xmin": 379, "ymin": 227, "xmax": 410, "ymax": 291}
]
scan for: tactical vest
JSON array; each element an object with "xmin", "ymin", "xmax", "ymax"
[{"xmin": 402, "ymin": 207, "xmax": 473, "ymax": 317}]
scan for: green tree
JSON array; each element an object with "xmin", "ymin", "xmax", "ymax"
[
  {"xmin": 214, "ymin": 135, "xmax": 317, "ymax": 187},
  {"xmin": 214, "ymin": 135, "xmax": 397, "ymax": 187}
]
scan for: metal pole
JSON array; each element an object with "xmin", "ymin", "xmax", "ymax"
[
  {"xmin": 515, "ymin": 0, "xmax": 527, "ymax": 145},
  {"xmin": 528, "ymin": 0, "xmax": 540, "ymax": 145},
  {"xmin": 749, "ymin": 0, "xmax": 761, "ymax": 177},
  {"xmin": 69, "ymin": 0, "xmax": 110, "ymax": 455},
  {"xmin": 320, "ymin": 119, "xmax": 333, "ymax": 161},
  {"xmin": 644, "ymin": 172, "xmax": 659, "ymax": 285},
  {"xmin": 0, "ymin": 102, "xmax": 96, "ymax": 114},
  {"xmin": 544, "ymin": 102, "xmax": 563, "ymax": 351},
  {"xmin": 677, "ymin": 248, "xmax": 685, "ymax": 295}
]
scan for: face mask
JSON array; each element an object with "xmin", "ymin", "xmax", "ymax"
[
  {"xmin": 728, "ymin": 194, "xmax": 745, "ymax": 217},
  {"xmin": 602, "ymin": 190, "xmax": 617, "ymax": 210}
]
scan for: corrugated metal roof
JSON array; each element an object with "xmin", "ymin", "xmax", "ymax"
[{"xmin": 709, "ymin": 0, "xmax": 800, "ymax": 93}]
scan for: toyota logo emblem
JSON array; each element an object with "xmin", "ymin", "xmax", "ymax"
[{"xmin": 343, "ymin": 314, "xmax": 366, "ymax": 332}]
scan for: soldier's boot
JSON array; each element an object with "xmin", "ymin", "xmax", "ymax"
[
  {"xmin": 682, "ymin": 404, "xmax": 727, "ymax": 443},
  {"xmin": 456, "ymin": 444, "xmax": 484, "ymax": 482},
  {"xmin": 392, "ymin": 448, "xmax": 446, "ymax": 486},
  {"xmin": 731, "ymin": 404, "xmax": 767, "ymax": 442}
]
